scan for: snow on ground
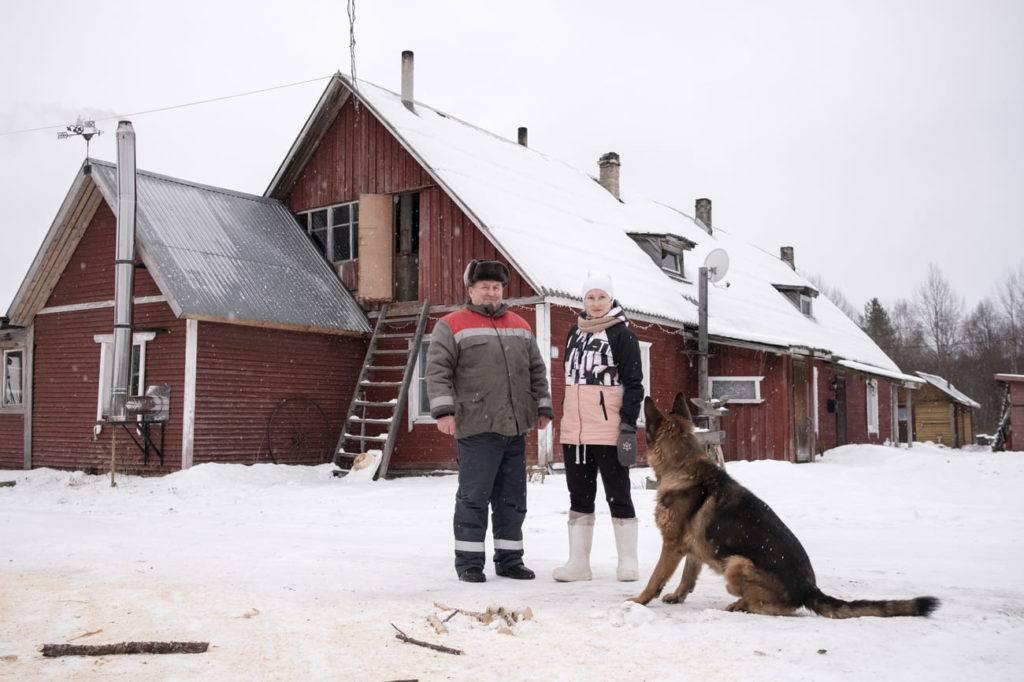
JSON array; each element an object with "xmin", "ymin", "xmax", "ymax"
[{"xmin": 1, "ymin": 442, "xmax": 1023, "ymax": 681}]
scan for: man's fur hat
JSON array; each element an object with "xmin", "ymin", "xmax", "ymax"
[{"xmin": 464, "ymin": 259, "xmax": 510, "ymax": 287}]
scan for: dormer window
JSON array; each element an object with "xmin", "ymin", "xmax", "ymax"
[
  {"xmin": 774, "ymin": 284, "xmax": 818, "ymax": 317},
  {"xmin": 661, "ymin": 247, "xmax": 684, "ymax": 275},
  {"xmin": 628, "ymin": 232, "xmax": 696, "ymax": 280}
]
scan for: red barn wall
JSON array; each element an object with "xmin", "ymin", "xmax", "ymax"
[
  {"xmin": 285, "ymin": 99, "xmax": 535, "ymax": 307},
  {"xmin": 705, "ymin": 346, "xmax": 792, "ymax": 461},
  {"xmin": 0, "ymin": 413, "xmax": 23, "ymax": 468},
  {"xmin": 47, "ymin": 202, "xmax": 163, "ymax": 305},
  {"xmin": 1009, "ymin": 382, "xmax": 1024, "ymax": 450},
  {"xmin": 192, "ymin": 321, "xmax": 366, "ymax": 465},
  {"xmin": 29, "ymin": 200, "xmax": 185, "ymax": 473},
  {"xmin": 32, "ymin": 302, "xmax": 185, "ymax": 474}
]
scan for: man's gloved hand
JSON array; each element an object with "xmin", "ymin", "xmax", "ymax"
[{"xmin": 617, "ymin": 423, "xmax": 637, "ymax": 467}]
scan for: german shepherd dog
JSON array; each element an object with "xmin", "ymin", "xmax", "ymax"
[{"xmin": 628, "ymin": 393, "xmax": 939, "ymax": 618}]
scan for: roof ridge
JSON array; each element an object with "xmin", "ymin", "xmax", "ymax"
[
  {"xmin": 87, "ymin": 158, "xmax": 285, "ymax": 206},
  {"xmin": 339, "ymin": 74, "xmax": 537, "ymax": 152}
]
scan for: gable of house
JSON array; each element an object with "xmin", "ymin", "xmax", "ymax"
[{"xmin": 270, "ymin": 74, "xmax": 912, "ymax": 383}]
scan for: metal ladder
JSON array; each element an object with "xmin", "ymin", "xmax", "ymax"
[{"xmin": 333, "ymin": 299, "xmax": 430, "ymax": 479}]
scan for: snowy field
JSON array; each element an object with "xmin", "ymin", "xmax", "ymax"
[{"xmin": 1, "ymin": 442, "xmax": 1022, "ymax": 681}]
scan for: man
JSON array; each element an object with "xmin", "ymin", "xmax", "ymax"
[{"xmin": 426, "ymin": 259, "xmax": 553, "ymax": 583}]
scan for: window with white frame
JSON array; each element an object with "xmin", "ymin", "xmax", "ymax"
[
  {"xmin": 295, "ymin": 201, "xmax": 359, "ymax": 263},
  {"xmin": 866, "ymin": 378, "xmax": 879, "ymax": 434},
  {"xmin": 774, "ymin": 285, "xmax": 817, "ymax": 317},
  {"xmin": 93, "ymin": 332, "xmax": 155, "ymax": 432},
  {"xmin": 636, "ymin": 340, "xmax": 652, "ymax": 425},
  {"xmin": 409, "ymin": 338, "xmax": 435, "ymax": 426},
  {"xmin": 709, "ymin": 376, "xmax": 764, "ymax": 404},
  {"xmin": 660, "ymin": 248, "xmax": 684, "ymax": 277},
  {"xmin": 2, "ymin": 349, "xmax": 24, "ymax": 408}
]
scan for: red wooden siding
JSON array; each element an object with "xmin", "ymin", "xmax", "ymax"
[
  {"xmin": 287, "ymin": 100, "xmax": 435, "ymax": 209},
  {"xmin": 29, "ymin": 201, "xmax": 184, "ymax": 473},
  {"xmin": 0, "ymin": 413, "xmax": 23, "ymax": 468},
  {"xmin": 705, "ymin": 347, "xmax": 791, "ymax": 461},
  {"xmin": 192, "ymin": 321, "xmax": 366, "ymax": 466},
  {"xmin": 46, "ymin": 201, "xmax": 162, "ymax": 307},
  {"xmin": 286, "ymin": 98, "xmax": 535, "ymax": 307},
  {"xmin": 1006, "ymin": 381, "xmax": 1024, "ymax": 450},
  {"xmin": 31, "ymin": 303, "xmax": 185, "ymax": 474},
  {"xmin": 813, "ymin": 366, "xmax": 894, "ymax": 452}
]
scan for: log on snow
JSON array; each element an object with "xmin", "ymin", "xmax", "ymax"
[{"xmin": 40, "ymin": 641, "xmax": 209, "ymax": 657}]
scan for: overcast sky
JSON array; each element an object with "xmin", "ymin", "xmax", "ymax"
[{"xmin": 2, "ymin": 0, "xmax": 1022, "ymax": 318}]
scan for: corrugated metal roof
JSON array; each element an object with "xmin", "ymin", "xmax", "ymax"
[
  {"xmin": 915, "ymin": 371, "xmax": 981, "ymax": 408},
  {"xmin": 89, "ymin": 161, "xmax": 370, "ymax": 335}
]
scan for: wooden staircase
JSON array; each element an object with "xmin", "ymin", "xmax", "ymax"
[{"xmin": 333, "ymin": 299, "xmax": 430, "ymax": 478}]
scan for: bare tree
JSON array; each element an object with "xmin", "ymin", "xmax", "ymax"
[
  {"xmin": 958, "ymin": 299, "xmax": 1005, "ymax": 431},
  {"xmin": 806, "ymin": 274, "xmax": 858, "ymax": 320},
  {"xmin": 888, "ymin": 298, "xmax": 929, "ymax": 372},
  {"xmin": 915, "ymin": 263, "xmax": 964, "ymax": 375},
  {"xmin": 996, "ymin": 261, "xmax": 1024, "ymax": 373}
]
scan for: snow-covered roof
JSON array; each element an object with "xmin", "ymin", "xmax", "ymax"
[
  {"xmin": 297, "ymin": 75, "xmax": 903, "ymax": 375},
  {"xmin": 915, "ymin": 371, "xmax": 981, "ymax": 408}
]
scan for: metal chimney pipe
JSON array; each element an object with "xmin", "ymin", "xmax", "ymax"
[
  {"xmin": 517, "ymin": 127, "xmax": 528, "ymax": 146},
  {"xmin": 109, "ymin": 121, "xmax": 137, "ymax": 422},
  {"xmin": 401, "ymin": 50, "xmax": 414, "ymax": 109}
]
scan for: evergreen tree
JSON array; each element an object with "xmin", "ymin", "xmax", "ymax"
[{"xmin": 860, "ymin": 298, "xmax": 896, "ymax": 355}]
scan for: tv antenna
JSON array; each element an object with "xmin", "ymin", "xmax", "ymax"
[{"xmin": 57, "ymin": 117, "xmax": 103, "ymax": 173}]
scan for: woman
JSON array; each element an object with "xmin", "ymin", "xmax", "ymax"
[{"xmin": 554, "ymin": 272, "xmax": 644, "ymax": 582}]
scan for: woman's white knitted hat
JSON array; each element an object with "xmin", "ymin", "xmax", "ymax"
[{"xmin": 581, "ymin": 271, "xmax": 614, "ymax": 298}]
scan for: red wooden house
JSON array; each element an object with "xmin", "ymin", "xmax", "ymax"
[
  {"xmin": 1, "ymin": 55, "xmax": 922, "ymax": 473},
  {"xmin": 1, "ymin": 162, "xmax": 370, "ymax": 473}
]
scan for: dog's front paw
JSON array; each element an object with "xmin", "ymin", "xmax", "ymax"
[
  {"xmin": 626, "ymin": 595, "xmax": 651, "ymax": 605},
  {"xmin": 662, "ymin": 592, "xmax": 684, "ymax": 604}
]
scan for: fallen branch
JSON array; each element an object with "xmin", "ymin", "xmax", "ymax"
[
  {"xmin": 391, "ymin": 624, "xmax": 462, "ymax": 656},
  {"xmin": 40, "ymin": 641, "xmax": 209, "ymax": 657}
]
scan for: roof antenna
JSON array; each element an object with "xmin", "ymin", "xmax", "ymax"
[
  {"xmin": 57, "ymin": 117, "xmax": 103, "ymax": 175},
  {"xmin": 347, "ymin": 0, "xmax": 358, "ymax": 88}
]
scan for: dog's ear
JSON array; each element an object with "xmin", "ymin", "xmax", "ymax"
[
  {"xmin": 644, "ymin": 396, "xmax": 663, "ymax": 440},
  {"xmin": 671, "ymin": 392, "xmax": 693, "ymax": 421}
]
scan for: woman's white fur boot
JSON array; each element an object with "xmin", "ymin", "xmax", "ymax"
[
  {"xmin": 612, "ymin": 517, "xmax": 639, "ymax": 581},
  {"xmin": 552, "ymin": 514, "xmax": 595, "ymax": 582}
]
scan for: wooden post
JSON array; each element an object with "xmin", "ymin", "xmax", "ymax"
[
  {"xmin": 905, "ymin": 388, "xmax": 913, "ymax": 449},
  {"xmin": 110, "ymin": 429, "xmax": 117, "ymax": 487},
  {"xmin": 698, "ymin": 267, "xmax": 709, "ymax": 408}
]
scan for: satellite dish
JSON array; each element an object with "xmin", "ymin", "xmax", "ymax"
[{"xmin": 703, "ymin": 249, "xmax": 730, "ymax": 283}]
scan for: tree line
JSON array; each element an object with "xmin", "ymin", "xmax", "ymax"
[{"xmin": 822, "ymin": 262, "xmax": 1024, "ymax": 434}]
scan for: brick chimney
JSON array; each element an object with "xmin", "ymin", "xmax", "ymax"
[
  {"xmin": 598, "ymin": 152, "xmax": 621, "ymax": 200},
  {"xmin": 780, "ymin": 246, "xmax": 795, "ymax": 270},
  {"xmin": 695, "ymin": 198, "xmax": 712, "ymax": 234},
  {"xmin": 518, "ymin": 127, "xmax": 528, "ymax": 147},
  {"xmin": 401, "ymin": 50, "xmax": 414, "ymax": 109}
]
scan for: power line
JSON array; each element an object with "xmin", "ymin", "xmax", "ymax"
[{"xmin": 0, "ymin": 75, "xmax": 333, "ymax": 138}]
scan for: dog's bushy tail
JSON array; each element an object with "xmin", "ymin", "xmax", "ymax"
[{"xmin": 805, "ymin": 588, "xmax": 939, "ymax": 618}]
